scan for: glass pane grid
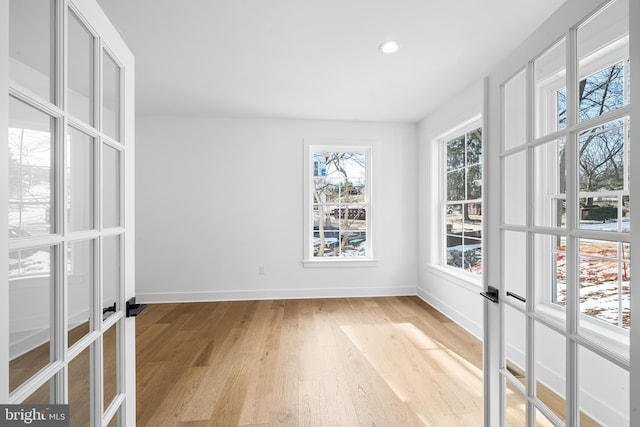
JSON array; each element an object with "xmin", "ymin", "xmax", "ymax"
[
  {"xmin": 500, "ymin": 1, "xmax": 630, "ymax": 425},
  {"xmin": 311, "ymin": 150, "xmax": 368, "ymax": 258},
  {"xmin": 8, "ymin": 1, "xmax": 129, "ymax": 421},
  {"xmin": 443, "ymin": 127, "xmax": 483, "ymax": 275}
]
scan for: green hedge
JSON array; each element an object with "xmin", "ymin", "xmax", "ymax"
[{"xmin": 586, "ymin": 206, "xmax": 617, "ymax": 221}]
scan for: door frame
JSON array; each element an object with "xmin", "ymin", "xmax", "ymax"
[
  {"xmin": 1, "ymin": 0, "xmax": 10, "ymax": 404},
  {"xmin": 484, "ymin": 0, "xmax": 638, "ymax": 425}
]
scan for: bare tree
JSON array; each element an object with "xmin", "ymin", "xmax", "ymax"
[
  {"xmin": 557, "ymin": 62, "xmax": 626, "ymax": 206},
  {"xmin": 313, "ymin": 152, "xmax": 366, "ymax": 256}
]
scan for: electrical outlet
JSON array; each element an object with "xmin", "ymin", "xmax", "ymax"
[{"xmin": 258, "ymin": 265, "xmax": 266, "ymax": 275}]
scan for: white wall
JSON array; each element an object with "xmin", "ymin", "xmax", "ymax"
[
  {"xmin": 416, "ymin": 80, "xmax": 484, "ymax": 339},
  {"xmin": 135, "ymin": 117, "xmax": 418, "ymax": 302}
]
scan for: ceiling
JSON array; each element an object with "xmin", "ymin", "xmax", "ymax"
[{"xmin": 96, "ymin": 0, "xmax": 566, "ymax": 123}]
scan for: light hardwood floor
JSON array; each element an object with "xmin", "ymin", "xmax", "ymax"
[
  {"xmin": 135, "ymin": 297, "xmax": 485, "ymax": 426},
  {"xmin": 8, "ymin": 296, "xmax": 598, "ymax": 426}
]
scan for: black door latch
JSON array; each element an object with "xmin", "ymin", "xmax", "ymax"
[{"xmin": 126, "ymin": 297, "xmax": 147, "ymax": 318}]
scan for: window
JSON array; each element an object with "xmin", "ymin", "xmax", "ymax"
[
  {"xmin": 304, "ymin": 143, "xmax": 372, "ymax": 264},
  {"xmin": 533, "ymin": 15, "xmax": 631, "ymax": 332},
  {"xmin": 441, "ymin": 125, "xmax": 482, "ymax": 276}
]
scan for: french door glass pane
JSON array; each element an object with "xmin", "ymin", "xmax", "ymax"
[
  {"xmin": 578, "ymin": 345, "xmax": 629, "ymax": 425},
  {"xmin": 533, "ymin": 138, "xmax": 566, "ymax": 228},
  {"xmin": 68, "ymin": 345, "xmax": 91, "ymax": 427},
  {"xmin": 67, "ymin": 240, "xmax": 94, "ymax": 348},
  {"xmin": 8, "ymin": 97, "xmax": 55, "ymax": 237},
  {"xmin": 577, "ymin": 118, "xmax": 630, "ymax": 233},
  {"xmin": 102, "ymin": 235, "xmax": 120, "ymax": 321},
  {"xmin": 102, "ymin": 144, "xmax": 121, "ymax": 228},
  {"xmin": 503, "ymin": 230, "xmax": 527, "ymax": 301},
  {"xmin": 533, "ymin": 234, "xmax": 567, "ymax": 317},
  {"xmin": 106, "ymin": 407, "xmax": 121, "ymax": 427},
  {"xmin": 504, "ymin": 304, "xmax": 527, "ymax": 382},
  {"xmin": 577, "ymin": 0, "xmax": 629, "ymax": 123},
  {"xmin": 9, "ymin": 245, "xmax": 54, "ymax": 393},
  {"xmin": 23, "ymin": 377, "xmax": 55, "ymax": 404},
  {"xmin": 579, "ymin": 195, "xmax": 629, "ymax": 232},
  {"xmin": 534, "ymin": 409, "xmax": 555, "ymax": 427},
  {"xmin": 534, "ymin": 322, "xmax": 566, "ymax": 422},
  {"xmin": 578, "ymin": 119, "xmax": 626, "ymax": 192},
  {"xmin": 534, "ymin": 38, "xmax": 566, "ymax": 137},
  {"xmin": 66, "ymin": 127, "xmax": 95, "ymax": 232},
  {"xmin": 68, "ymin": 10, "xmax": 94, "ymax": 126},
  {"xmin": 578, "ymin": 238, "xmax": 630, "ymax": 330},
  {"xmin": 103, "ymin": 322, "xmax": 119, "ymax": 411},
  {"xmin": 9, "ymin": 0, "xmax": 55, "ymax": 102},
  {"xmin": 503, "ymin": 150, "xmax": 527, "ymax": 225},
  {"xmin": 102, "ymin": 51, "xmax": 120, "ymax": 141},
  {"xmin": 503, "ymin": 69, "xmax": 527, "ymax": 150},
  {"xmin": 505, "ymin": 380, "xmax": 527, "ymax": 426}
]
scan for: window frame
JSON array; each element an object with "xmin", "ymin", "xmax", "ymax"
[
  {"xmin": 302, "ymin": 140, "xmax": 376, "ymax": 267},
  {"xmin": 438, "ymin": 118, "xmax": 483, "ymax": 281}
]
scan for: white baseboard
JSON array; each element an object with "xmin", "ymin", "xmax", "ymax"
[
  {"xmin": 137, "ymin": 286, "xmax": 417, "ymax": 304},
  {"xmin": 10, "ymin": 328, "xmax": 49, "ymax": 361},
  {"xmin": 416, "ymin": 287, "xmax": 483, "ymax": 340}
]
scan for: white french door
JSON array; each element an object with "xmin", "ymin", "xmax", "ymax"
[
  {"xmin": 1, "ymin": 0, "xmax": 136, "ymax": 425},
  {"xmin": 484, "ymin": 0, "xmax": 638, "ymax": 425}
]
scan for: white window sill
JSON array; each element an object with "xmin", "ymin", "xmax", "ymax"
[
  {"xmin": 426, "ymin": 264, "xmax": 482, "ymax": 292},
  {"xmin": 535, "ymin": 303, "xmax": 629, "ymax": 361},
  {"xmin": 302, "ymin": 258, "xmax": 379, "ymax": 268}
]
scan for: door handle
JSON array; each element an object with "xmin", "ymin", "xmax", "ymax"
[
  {"xmin": 480, "ymin": 286, "xmax": 499, "ymax": 303},
  {"xmin": 102, "ymin": 302, "xmax": 116, "ymax": 315},
  {"xmin": 126, "ymin": 297, "xmax": 147, "ymax": 318},
  {"xmin": 506, "ymin": 291, "xmax": 526, "ymax": 303}
]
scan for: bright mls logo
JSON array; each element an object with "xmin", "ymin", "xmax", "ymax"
[{"xmin": 1, "ymin": 405, "xmax": 69, "ymax": 426}]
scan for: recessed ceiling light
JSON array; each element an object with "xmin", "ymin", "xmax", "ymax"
[{"xmin": 379, "ymin": 40, "xmax": 399, "ymax": 54}]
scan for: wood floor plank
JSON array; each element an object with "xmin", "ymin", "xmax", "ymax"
[
  {"xmin": 178, "ymin": 327, "xmax": 247, "ymax": 422},
  {"xmin": 237, "ymin": 302, "xmax": 285, "ymax": 425},
  {"xmin": 207, "ymin": 352, "xmax": 254, "ymax": 427},
  {"xmin": 145, "ymin": 366, "xmax": 210, "ymax": 427}
]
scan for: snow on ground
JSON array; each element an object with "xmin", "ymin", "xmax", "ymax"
[
  {"xmin": 556, "ymin": 240, "xmax": 630, "ymax": 328},
  {"xmin": 9, "ymin": 250, "xmax": 50, "ymax": 276}
]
